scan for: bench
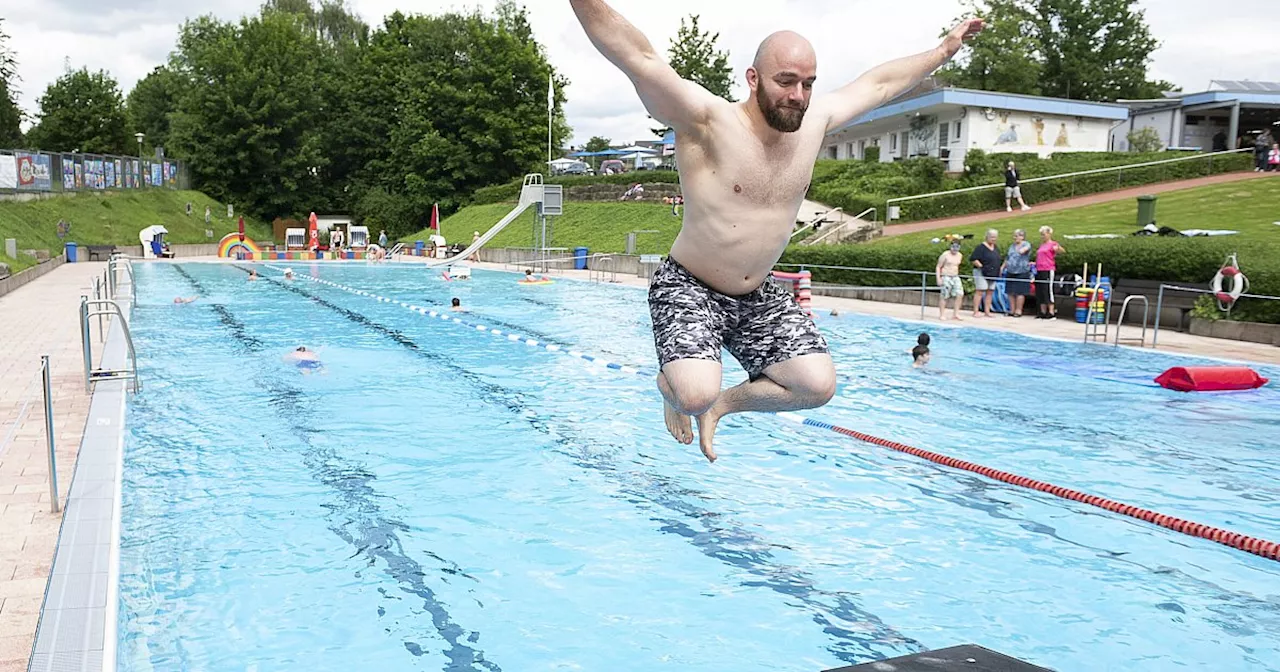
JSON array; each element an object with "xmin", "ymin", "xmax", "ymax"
[
  {"xmin": 1111, "ymin": 278, "xmax": 1209, "ymax": 332},
  {"xmin": 84, "ymin": 245, "xmax": 118, "ymax": 262}
]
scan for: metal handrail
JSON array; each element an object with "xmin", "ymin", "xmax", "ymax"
[
  {"xmin": 804, "ymin": 207, "xmax": 877, "ymax": 246},
  {"xmin": 791, "ymin": 207, "xmax": 844, "ymax": 240},
  {"xmin": 1115, "ymin": 295, "xmax": 1150, "ymax": 347},
  {"xmin": 884, "ymin": 147, "xmax": 1252, "ymax": 220},
  {"xmin": 1152, "ymin": 283, "xmax": 1280, "ymax": 347},
  {"xmin": 80, "ymin": 298, "xmax": 140, "ymax": 394},
  {"xmin": 108, "ymin": 255, "xmax": 136, "ymax": 302},
  {"xmin": 590, "ymin": 254, "xmax": 619, "ymax": 283}
]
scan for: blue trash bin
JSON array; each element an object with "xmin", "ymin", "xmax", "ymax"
[
  {"xmin": 65, "ymin": 242, "xmax": 78, "ymax": 263},
  {"xmin": 415, "ymin": 241, "xmax": 425, "ymax": 256},
  {"xmin": 574, "ymin": 246, "xmax": 589, "ymax": 270}
]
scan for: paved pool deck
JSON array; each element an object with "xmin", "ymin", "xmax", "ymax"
[{"xmin": 0, "ymin": 262, "xmax": 104, "ymax": 671}]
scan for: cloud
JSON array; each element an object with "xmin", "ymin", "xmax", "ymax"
[{"xmin": 6, "ymin": 0, "xmax": 1280, "ymax": 144}]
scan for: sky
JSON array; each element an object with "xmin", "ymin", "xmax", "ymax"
[{"xmin": 4, "ymin": 0, "xmax": 1280, "ymax": 145}]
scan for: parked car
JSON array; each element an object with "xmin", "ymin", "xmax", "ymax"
[{"xmin": 600, "ymin": 159, "xmax": 627, "ymax": 175}]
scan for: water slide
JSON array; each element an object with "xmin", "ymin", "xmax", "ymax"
[{"xmin": 418, "ymin": 174, "xmax": 547, "ymax": 268}]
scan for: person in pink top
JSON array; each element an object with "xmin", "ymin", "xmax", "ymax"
[{"xmin": 1034, "ymin": 225, "xmax": 1065, "ymax": 319}]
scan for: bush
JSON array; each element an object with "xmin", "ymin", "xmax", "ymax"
[
  {"xmin": 1128, "ymin": 127, "xmax": 1164, "ymax": 153},
  {"xmin": 780, "ymin": 235, "xmax": 1280, "ymax": 323},
  {"xmin": 863, "ymin": 145, "xmax": 880, "ymax": 163}
]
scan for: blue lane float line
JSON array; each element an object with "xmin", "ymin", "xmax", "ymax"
[{"xmin": 275, "ymin": 267, "xmax": 653, "ymax": 378}]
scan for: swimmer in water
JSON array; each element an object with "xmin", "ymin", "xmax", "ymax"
[
  {"xmin": 173, "ymin": 296, "xmax": 198, "ymax": 304},
  {"xmin": 520, "ymin": 269, "xmax": 546, "ymax": 283},
  {"xmin": 282, "ymin": 268, "xmax": 295, "ymax": 281},
  {"xmin": 248, "ymin": 269, "xmax": 259, "ymax": 281},
  {"xmin": 451, "ymin": 297, "xmax": 465, "ymax": 312},
  {"xmin": 912, "ymin": 344, "xmax": 930, "ymax": 368},
  {"xmin": 284, "ymin": 346, "xmax": 323, "ymax": 374},
  {"xmin": 571, "ymin": 0, "xmax": 983, "ymax": 461}
]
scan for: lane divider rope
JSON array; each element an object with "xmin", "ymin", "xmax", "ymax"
[
  {"xmin": 270, "ymin": 265, "xmax": 1280, "ymax": 563},
  {"xmin": 273, "ymin": 267, "xmax": 649, "ymax": 377}
]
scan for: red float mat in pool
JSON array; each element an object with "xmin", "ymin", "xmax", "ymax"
[{"xmin": 1155, "ymin": 366, "xmax": 1269, "ymax": 392}]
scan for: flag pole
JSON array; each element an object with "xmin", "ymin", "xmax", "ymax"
[{"xmin": 547, "ymin": 76, "xmax": 553, "ymax": 166}]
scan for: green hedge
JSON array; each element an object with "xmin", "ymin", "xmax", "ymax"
[
  {"xmin": 808, "ymin": 151, "xmax": 1252, "ymax": 224},
  {"xmin": 471, "ymin": 170, "xmax": 681, "ymax": 205},
  {"xmin": 781, "ymin": 236, "xmax": 1280, "ymax": 323}
]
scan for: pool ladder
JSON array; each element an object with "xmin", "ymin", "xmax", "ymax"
[
  {"xmin": 1082, "ymin": 264, "xmax": 1111, "ymax": 344},
  {"xmin": 1114, "ymin": 295, "xmax": 1150, "ymax": 348},
  {"xmin": 81, "ymin": 255, "xmax": 141, "ymax": 394}
]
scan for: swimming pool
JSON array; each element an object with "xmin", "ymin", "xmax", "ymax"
[{"xmin": 116, "ymin": 262, "xmax": 1280, "ymax": 671}]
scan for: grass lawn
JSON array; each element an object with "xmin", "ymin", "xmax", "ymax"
[
  {"xmin": 406, "ymin": 201, "xmax": 684, "ymax": 255},
  {"xmin": 0, "ymin": 190, "xmax": 271, "ymax": 265},
  {"xmin": 873, "ymin": 177, "xmax": 1280, "ymax": 251}
]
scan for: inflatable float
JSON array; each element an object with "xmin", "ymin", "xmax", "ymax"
[
  {"xmin": 518, "ymin": 279, "xmax": 553, "ymax": 286},
  {"xmin": 1155, "ymin": 366, "xmax": 1269, "ymax": 392}
]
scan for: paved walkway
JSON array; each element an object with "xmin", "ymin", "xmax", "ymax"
[
  {"xmin": 880, "ymin": 170, "xmax": 1279, "ymax": 237},
  {"xmin": 0, "ymin": 262, "xmax": 103, "ymax": 671},
  {"xmin": 471, "ymin": 261, "xmax": 1280, "ymax": 366}
]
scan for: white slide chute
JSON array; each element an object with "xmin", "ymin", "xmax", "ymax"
[{"xmin": 419, "ymin": 174, "xmax": 547, "ymax": 268}]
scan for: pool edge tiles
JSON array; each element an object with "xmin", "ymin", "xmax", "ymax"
[{"xmin": 29, "ymin": 299, "xmax": 131, "ymax": 672}]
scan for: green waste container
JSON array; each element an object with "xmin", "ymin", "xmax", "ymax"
[{"xmin": 1137, "ymin": 195, "xmax": 1158, "ymax": 227}]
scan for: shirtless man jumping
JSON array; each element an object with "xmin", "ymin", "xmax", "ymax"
[{"xmin": 570, "ymin": 1, "xmax": 983, "ymax": 461}]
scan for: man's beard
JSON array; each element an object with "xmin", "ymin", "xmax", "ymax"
[{"xmin": 756, "ymin": 82, "xmax": 806, "ymax": 133}]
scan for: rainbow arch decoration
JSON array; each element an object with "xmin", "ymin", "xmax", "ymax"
[{"xmin": 218, "ymin": 233, "xmax": 263, "ymax": 259}]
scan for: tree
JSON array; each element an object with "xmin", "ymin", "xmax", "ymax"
[
  {"xmin": 25, "ymin": 68, "xmax": 130, "ymax": 153},
  {"xmin": 653, "ymin": 14, "xmax": 733, "ymax": 136},
  {"xmin": 935, "ymin": 0, "xmax": 1176, "ymax": 102},
  {"xmin": 936, "ymin": 0, "xmax": 1042, "ymax": 95},
  {"xmin": 167, "ymin": 12, "xmax": 329, "ymax": 218},
  {"xmin": 0, "ymin": 19, "xmax": 21, "ymax": 147},
  {"xmin": 584, "ymin": 136, "xmax": 612, "ymax": 153},
  {"xmin": 126, "ymin": 66, "xmax": 183, "ymax": 154}
]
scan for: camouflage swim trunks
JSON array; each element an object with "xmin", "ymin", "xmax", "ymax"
[{"xmin": 648, "ymin": 256, "xmax": 828, "ymax": 381}]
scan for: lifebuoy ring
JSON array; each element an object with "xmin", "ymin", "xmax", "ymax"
[{"xmin": 1211, "ymin": 265, "xmax": 1246, "ymax": 305}]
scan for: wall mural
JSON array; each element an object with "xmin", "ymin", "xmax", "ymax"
[
  {"xmin": 995, "ymin": 110, "xmax": 1020, "ymax": 145},
  {"xmin": 909, "ymin": 114, "xmax": 938, "ymax": 155},
  {"xmin": 1055, "ymin": 122, "xmax": 1070, "ymax": 147}
]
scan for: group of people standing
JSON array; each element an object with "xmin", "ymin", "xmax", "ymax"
[
  {"xmin": 935, "ymin": 226, "xmax": 1065, "ymax": 321},
  {"xmin": 1253, "ymin": 130, "xmax": 1279, "ymax": 172}
]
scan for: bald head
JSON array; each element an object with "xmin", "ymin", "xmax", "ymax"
[
  {"xmin": 752, "ymin": 31, "xmax": 816, "ymax": 73},
  {"xmin": 748, "ymin": 31, "xmax": 816, "ymax": 133}
]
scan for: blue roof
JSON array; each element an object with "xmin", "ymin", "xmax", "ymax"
[
  {"xmin": 831, "ymin": 88, "xmax": 1130, "ymax": 134},
  {"xmin": 1179, "ymin": 90, "xmax": 1280, "ymax": 106}
]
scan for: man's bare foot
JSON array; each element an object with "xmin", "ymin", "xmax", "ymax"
[
  {"xmin": 953, "ymin": 315, "xmax": 964, "ymax": 321},
  {"xmin": 695, "ymin": 404, "xmax": 723, "ymax": 462},
  {"xmin": 664, "ymin": 400, "xmax": 693, "ymax": 445}
]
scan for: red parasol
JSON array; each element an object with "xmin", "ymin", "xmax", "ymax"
[
  {"xmin": 429, "ymin": 203, "xmax": 440, "ymax": 231},
  {"xmin": 308, "ymin": 212, "xmax": 319, "ymax": 250},
  {"xmin": 237, "ymin": 215, "xmax": 245, "ymax": 243}
]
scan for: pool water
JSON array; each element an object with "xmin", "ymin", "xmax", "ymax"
[{"xmin": 117, "ymin": 262, "xmax": 1280, "ymax": 672}]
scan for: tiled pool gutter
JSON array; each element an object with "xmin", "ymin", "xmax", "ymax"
[{"xmin": 28, "ymin": 297, "xmax": 130, "ymax": 672}]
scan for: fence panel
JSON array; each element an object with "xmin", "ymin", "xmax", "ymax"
[{"xmin": 0, "ymin": 148, "xmax": 188, "ymax": 196}]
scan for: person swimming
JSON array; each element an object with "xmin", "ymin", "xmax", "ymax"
[
  {"xmin": 284, "ymin": 346, "xmax": 323, "ymax": 374},
  {"xmin": 451, "ymin": 297, "xmax": 465, "ymax": 312},
  {"xmin": 173, "ymin": 296, "xmax": 198, "ymax": 304},
  {"xmin": 912, "ymin": 333, "xmax": 931, "ymax": 368}
]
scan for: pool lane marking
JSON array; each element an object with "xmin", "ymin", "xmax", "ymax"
[
  {"xmin": 278, "ymin": 269, "xmax": 650, "ymax": 378},
  {"xmin": 285, "ymin": 268, "xmax": 1280, "ymax": 563}
]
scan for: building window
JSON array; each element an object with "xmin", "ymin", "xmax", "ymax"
[
  {"xmin": 890, "ymin": 134, "xmax": 898, "ymax": 152},
  {"xmin": 827, "ymin": 146, "xmax": 838, "ymax": 159},
  {"xmin": 858, "ymin": 139, "xmax": 867, "ymax": 158},
  {"xmin": 847, "ymin": 142, "xmax": 855, "ymax": 159},
  {"xmin": 953, "ymin": 120, "xmax": 961, "ymax": 142},
  {"xmin": 938, "ymin": 123, "xmax": 949, "ymax": 147}
]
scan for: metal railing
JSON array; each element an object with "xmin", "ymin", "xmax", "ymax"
[
  {"xmin": 804, "ymin": 207, "xmax": 877, "ymax": 246},
  {"xmin": 1115, "ymin": 295, "xmax": 1150, "ymax": 347},
  {"xmin": 80, "ymin": 298, "xmax": 141, "ymax": 394},
  {"xmin": 791, "ymin": 207, "xmax": 843, "ymax": 241},
  {"xmin": 108, "ymin": 254, "xmax": 136, "ymax": 302},
  {"xmin": 589, "ymin": 254, "xmax": 620, "ymax": 283},
  {"xmin": 1153, "ymin": 284, "xmax": 1280, "ymax": 347},
  {"xmin": 0, "ymin": 358, "xmax": 62, "ymax": 513},
  {"xmin": 883, "ymin": 148, "xmax": 1252, "ymax": 222}
]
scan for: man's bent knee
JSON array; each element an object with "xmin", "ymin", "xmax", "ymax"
[
  {"xmin": 793, "ymin": 369, "xmax": 836, "ymax": 408},
  {"xmin": 661, "ymin": 377, "xmax": 719, "ymax": 416}
]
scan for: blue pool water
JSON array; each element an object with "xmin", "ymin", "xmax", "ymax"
[{"xmin": 117, "ymin": 262, "xmax": 1280, "ymax": 671}]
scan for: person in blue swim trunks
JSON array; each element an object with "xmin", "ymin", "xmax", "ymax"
[{"xmin": 284, "ymin": 346, "xmax": 323, "ymax": 374}]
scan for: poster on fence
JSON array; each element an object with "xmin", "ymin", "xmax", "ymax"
[
  {"xmin": 62, "ymin": 156, "xmax": 75, "ymax": 189},
  {"xmin": 124, "ymin": 161, "xmax": 131, "ymax": 188},
  {"xmin": 74, "ymin": 161, "xmax": 83, "ymax": 189},
  {"xmin": 105, "ymin": 161, "xmax": 115, "ymax": 189},
  {"xmin": 0, "ymin": 155, "xmax": 16, "ymax": 189},
  {"xmin": 114, "ymin": 159, "xmax": 123, "ymax": 188},
  {"xmin": 132, "ymin": 160, "xmax": 140, "ymax": 188},
  {"xmin": 15, "ymin": 153, "xmax": 52, "ymax": 190},
  {"xmin": 151, "ymin": 162, "xmax": 162, "ymax": 187},
  {"xmin": 96, "ymin": 160, "xmax": 105, "ymax": 189}
]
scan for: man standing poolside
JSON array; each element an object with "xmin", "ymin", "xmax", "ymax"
[{"xmin": 571, "ymin": 1, "xmax": 983, "ymax": 461}]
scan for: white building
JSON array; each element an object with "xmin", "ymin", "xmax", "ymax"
[
  {"xmin": 1111, "ymin": 80, "xmax": 1280, "ymax": 152},
  {"xmin": 823, "ymin": 87, "xmax": 1131, "ymax": 171}
]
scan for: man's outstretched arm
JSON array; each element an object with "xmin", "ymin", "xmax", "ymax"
[
  {"xmin": 820, "ymin": 19, "xmax": 984, "ymax": 132},
  {"xmin": 569, "ymin": 0, "xmax": 722, "ymax": 134}
]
